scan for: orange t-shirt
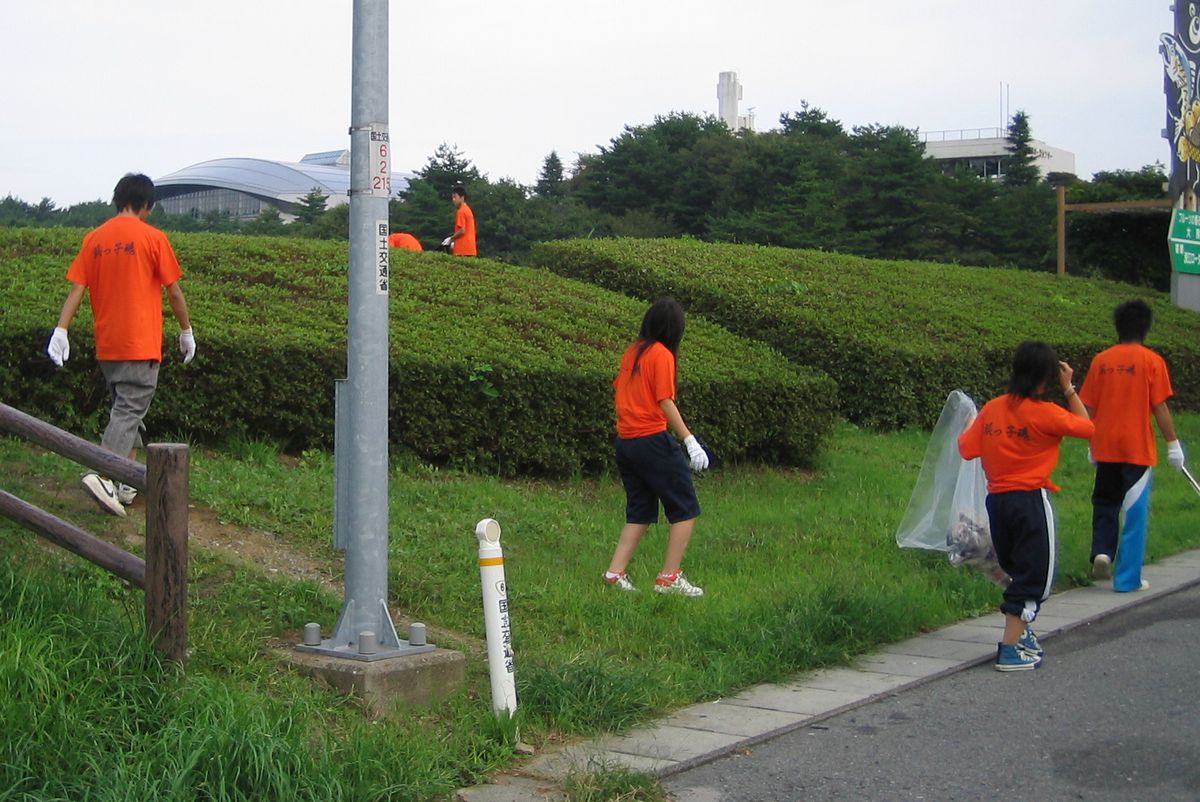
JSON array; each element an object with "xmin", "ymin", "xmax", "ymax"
[
  {"xmin": 1078, "ymin": 343, "xmax": 1173, "ymax": 466},
  {"xmin": 958, "ymin": 394, "xmax": 1095, "ymax": 493},
  {"xmin": 453, "ymin": 203, "xmax": 477, "ymax": 256},
  {"xmin": 613, "ymin": 341, "xmax": 675, "ymax": 439},
  {"xmin": 66, "ymin": 216, "xmax": 183, "ymax": 361},
  {"xmin": 388, "ymin": 232, "xmax": 423, "ymax": 251}
]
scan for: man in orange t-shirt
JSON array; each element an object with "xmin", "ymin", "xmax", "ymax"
[
  {"xmin": 442, "ymin": 184, "xmax": 477, "ymax": 256},
  {"xmin": 47, "ymin": 173, "xmax": 195, "ymax": 517},
  {"xmin": 1079, "ymin": 300, "xmax": 1185, "ymax": 592}
]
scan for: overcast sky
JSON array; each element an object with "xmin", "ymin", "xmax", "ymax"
[{"xmin": 0, "ymin": 1, "xmax": 1174, "ymax": 207}]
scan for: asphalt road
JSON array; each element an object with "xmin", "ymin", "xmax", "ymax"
[{"xmin": 665, "ymin": 583, "xmax": 1200, "ymax": 802}]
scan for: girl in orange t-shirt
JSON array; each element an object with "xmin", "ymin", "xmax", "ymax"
[
  {"xmin": 958, "ymin": 341, "xmax": 1093, "ymax": 671},
  {"xmin": 603, "ymin": 298, "xmax": 710, "ymax": 597}
]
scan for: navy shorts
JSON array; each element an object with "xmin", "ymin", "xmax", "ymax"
[{"xmin": 615, "ymin": 431, "xmax": 701, "ymax": 525}]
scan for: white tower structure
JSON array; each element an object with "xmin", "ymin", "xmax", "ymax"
[{"xmin": 717, "ymin": 72, "xmax": 753, "ymax": 132}]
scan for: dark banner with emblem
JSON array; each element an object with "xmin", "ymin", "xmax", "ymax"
[{"xmin": 1164, "ymin": 4, "xmax": 1200, "ymax": 198}]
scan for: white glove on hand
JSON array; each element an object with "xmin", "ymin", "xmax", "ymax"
[
  {"xmin": 1087, "ymin": 448, "xmax": 1096, "ymax": 465},
  {"xmin": 683, "ymin": 435, "xmax": 709, "ymax": 472},
  {"xmin": 47, "ymin": 327, "xmax": 70, "ymax": 366},
  {"xmin": 441, "ymin": 237, "xmax": 453, "ymax": 247},
  {"xmin": 1167, "ymin": 440, "xmax": 1185, "ymax": 469},
  {"xmin": 179, "ymin": 329, "xmax": 196, "ymax": 364}
]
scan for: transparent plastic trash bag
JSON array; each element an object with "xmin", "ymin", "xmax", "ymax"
[{"xmin": 895, "ymin": 390, "xmax": 1009, "ymax": 587}]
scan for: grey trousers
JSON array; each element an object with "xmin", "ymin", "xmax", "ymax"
[{"xmin": 98, "ymin": 360, "xmax": 160, "ymax": 456}]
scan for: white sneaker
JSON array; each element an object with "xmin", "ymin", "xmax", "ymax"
[
  {"xmin": 603, "ymin": 572, "xmax": 637, "ymax": 592},
  {"xmin": 1091, "ymin": 554, "xmax": 1112, "ymax": 580},
  {"xmin": 654, "ymin": 572, "xmax": 704, "ymax": 597},
  {"xmin": 115, "ymin": 483, "xmax": 137, "ymax": 506},
  {"xmin": 81, "ymin": 473, "xmax": 126, "ymax": 517}
]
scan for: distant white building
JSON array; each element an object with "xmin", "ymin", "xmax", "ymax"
[
  {"xmin": 717, "ymin": 72, "xmax": 753, "ymax": 132},
  {"xmin": 919, "ymin": 128, "xmax": 1076, "ymax": 180},
  {"xmin": 155, "ymin": 150, "xmax": 413, "ymax": 221}
]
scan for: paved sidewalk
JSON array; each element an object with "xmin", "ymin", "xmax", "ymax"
[{"xmin": 456, "ymin": 549, "xmax": 1200, "ymax": 802}]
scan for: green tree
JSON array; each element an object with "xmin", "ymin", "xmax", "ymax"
[
  {"xmin": 293, "ymin": 187, "xmax": 329, "ymax": 226},
  {"xmin": 243, "ymin": 206, "xmax": 287, "ymax": 236},
  {"xmin": 391, "ymin": 179, "xmax": 449, "ymax": 246},
  {"xmin": 307, "ymin": 203, "xmax": 350, "ymax": 240},
  {"xmin": 1003, "ymin": 111, "xmax": 1040, "ymax": 187},
  {"xmin": 535, "ymin": 151, "xmax": 566, "ymax": 198},
  {"xmin": 58, "ymin": 200, "xmax": 111, "ymax": 228},
  {"xmin": 1065, "ymin": 165, "xmax": 1171, "ymax": 287},
  {"xmin": 416, "ymin": 143, "xmax": 482, "ymax": 196},
  {"xmin": 842, "ymin": 124, "xmax": 944, "ymax": 258}
]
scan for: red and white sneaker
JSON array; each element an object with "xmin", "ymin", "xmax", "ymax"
[{"xmin": 654, "ymin": 571, "xmax": 703, "ymax": 597}]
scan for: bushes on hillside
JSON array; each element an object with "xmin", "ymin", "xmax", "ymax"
[
  {"xmin": 530, "ymin": 238, "xmax": 1200, "ymax": 429},
  {"xmin": 0, "ymin": 228, "xmax": 836, "ymax": 475}
]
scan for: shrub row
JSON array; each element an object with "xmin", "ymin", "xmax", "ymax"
[
  {"xmin": 0, "ymin": 228, "xmax": 837, "ymax": 474},
  {"xmin": 530, "ymin": 238, "xmax": 1200, "ymax": 428}
]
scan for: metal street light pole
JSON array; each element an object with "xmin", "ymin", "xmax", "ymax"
[{"xmin": 299, "ymin": 0, "xmax": 432, "ymax": 661}]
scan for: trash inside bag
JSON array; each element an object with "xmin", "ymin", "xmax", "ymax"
[{"xmin": 896, "ymin": 390, "xmax": 1009, "ymax": 587}]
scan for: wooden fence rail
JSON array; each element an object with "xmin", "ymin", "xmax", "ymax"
[{"xmin": 0, "ymin": 403, "xmax": 188, "ymax": 664}]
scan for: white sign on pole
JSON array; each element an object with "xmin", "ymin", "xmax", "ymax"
[
  {"xmin": 376, "ymin": 220, "xmax": 389, "ymax": 295},
  {"xmin": 369, "ymin": 125, "xmax": 391, "ymax": 197}
]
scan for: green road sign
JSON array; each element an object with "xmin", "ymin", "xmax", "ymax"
[{"xmin": 1169, "ymin": 209, "xmax": 1200, "ymax": 275}]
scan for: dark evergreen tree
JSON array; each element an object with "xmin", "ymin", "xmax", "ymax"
[
  {"xmin": 293, "ymin": 187, "xmax": 329, "ymax": 226},
  {"xmin": 535, "ymin": 151, "xmax": 566, "ymax": 198},
  {"xmin": 416, "ymin": 143, "xmax": 482, "ymax": 196},
  {"xmin": 1003, "ymin": 111, "xmax": 1040, "ymax": 187}
]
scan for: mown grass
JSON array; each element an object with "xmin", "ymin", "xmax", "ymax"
[{"xmin": 1, "ymin": 413, "xmax": 1197, "ymax": 798}]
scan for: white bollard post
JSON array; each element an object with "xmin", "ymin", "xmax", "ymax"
[{"xmin": 476, "ymin": 518, "xmax": 517, "ymax": 716}]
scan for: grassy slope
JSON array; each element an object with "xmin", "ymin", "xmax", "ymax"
[
  {"xmin": 531, "ymin": 238, "xmax": 1200, "ymax": 427},
  {"xmin": 0, "ymin": 228, "xmax": 834, "ymax": 473},
  {"xmin": 4, "ymin": 414, "xmax": 1198, "ymax": 798}
]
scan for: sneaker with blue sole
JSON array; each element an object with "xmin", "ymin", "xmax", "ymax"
[
  {"xmin": 995, "ymin": 642, "xmax": 1041, "ymax": 671},
  {"xmin": 1018, "ymin": 628, "xmax": 1043, "ymax": 657}
]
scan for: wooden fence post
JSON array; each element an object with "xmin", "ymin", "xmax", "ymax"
[{"xmin": 145, "ymin": 443, "xmax": 189, "ymax": 664}]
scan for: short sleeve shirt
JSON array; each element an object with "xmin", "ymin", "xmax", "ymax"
[
  {"xmin": 453, "ymin": 203, "xmax": 477, "ymax": 256},
  {"xmin": 958, "ymin": 394, "xmax": 1095, "ymax": 493},
  {"xmin": 66, "ymin": 216, "xmax": 182, "ymax": 361},
  {"xmin": 614, "ymin": 342, "xmax": 675, "ymax": 439},
  {"xmin": 1078, "ymin": 344, "xmax": 1173, "ymax": 466}
]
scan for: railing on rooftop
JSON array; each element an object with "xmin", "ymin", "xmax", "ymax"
[{"xmin": 919, "ymin": 128, "xmax": 1006, "ymax": 143}]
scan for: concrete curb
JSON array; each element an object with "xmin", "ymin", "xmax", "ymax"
[{"xmin": 456, "ymin": 549, "xmax": 1200, "ymax": 801}]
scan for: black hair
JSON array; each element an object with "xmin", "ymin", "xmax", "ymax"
[
  {"xmin": 451, "ymin": 184, "xmax": 467, "ymax": 200},
  {"xmin": 1007, "ymin": 340, "xmax": 1060, "ymax": 400},
  {"xmin": 1113, "ymin": 299, "xmax": 1152, "ymax": 343},
  {"xmin": 632, "ymin": 297, "xmax": 685, "ymax": 375},
  {"xmin": 112, "ymin": 173, "xmax": 155, "ymax": 212}
]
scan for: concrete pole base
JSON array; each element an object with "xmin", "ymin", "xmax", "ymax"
[{"xmin": 281, "ymin": 645, "xmax": 466, "ymax": 717}]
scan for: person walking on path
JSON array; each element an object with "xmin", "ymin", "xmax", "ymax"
[
  {"xmin": 441, "ymin": 184, "xmax": 476, "ymax": 256},
  {"xmin": 604, "ymin": 298, "xmax": 710, "ymax": 597},
  {"xmin": 46, "ymin": 173, "xmax": 195, "ymax": 517},
  {"xmin": 1079, "ymin": 299, "xmax": 1185, "ymax": 592},
  {"xmin": 958, "ymin": 341, "xmax": 1094, "ymax": 670}
]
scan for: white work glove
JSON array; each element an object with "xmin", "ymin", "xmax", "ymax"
[
  {"xmin": 1167, "ymin": 440, "xmax": 1186, "ymax": 469},
  {"xmin": 47, "ymin": 327, "xmax": 70, "ymax": 366},
  {"xmin": 683, "ymin": 435, "xmax": 709, "ymax": 472},
  {"xmin": 441, "ymin": 236, "xmax": 453, "ymax": 247},
  {"xmin": 179, "ymin": 329, "xmax": 196, "ymax": 364}
]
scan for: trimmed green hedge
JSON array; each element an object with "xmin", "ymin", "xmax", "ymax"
[
  {"xmin": 0, "ymin": 228, "xmax": 836, "ymax": 474},
  {"xmin": 530, "ymin": 238, "xmax": 1200, "ymax": 428}
]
